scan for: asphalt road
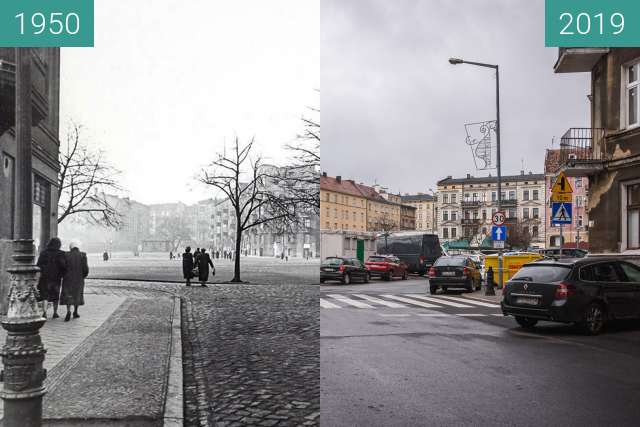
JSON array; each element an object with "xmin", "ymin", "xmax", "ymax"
[{"xmin": 321, "ymin": 277, "xmax": 640, "ymax": 427}]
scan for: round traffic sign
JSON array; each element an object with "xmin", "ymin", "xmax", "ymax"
[{"xmin": 492, "ymin": 211, "xmax": 506, "ymax": 226}]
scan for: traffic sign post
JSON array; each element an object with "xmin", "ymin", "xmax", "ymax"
[
  {"xmin": 491, "ymin": 225, "xmax": 506, "ymax": 241},
  {"xmin": 550, "ymin": 172, "xmax": 574, "ymax": 257},
  {"xmin": 492, "ymin": 211, "xmax": 506, "ymax": 226},
  {"xmin": 551, "ymin": 202, "xmax": 572, "ymax": 225}
]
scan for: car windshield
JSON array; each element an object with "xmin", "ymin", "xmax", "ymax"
[
  {"xmin": 510, "ymin": 265, "xmax": 571, "ymax": 282},
  {"xmin": 434, "ymin": 257, "xmax": 467, "ymax": 266},
  {"xmin": 322, "ymin": 258, "xmax": 344, "ymax": 266},
  {"xmin": 368, "ymin": 256, "xmax": 388, "ymax": 262}
]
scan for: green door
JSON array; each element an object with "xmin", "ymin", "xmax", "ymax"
[{"xmin": 356, "ymin": 239, "xmax": 365, "ymax": 263}]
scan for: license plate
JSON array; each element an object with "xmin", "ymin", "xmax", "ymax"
[
  {"xmin": 442, "ymin": 272, "xmax": 456, "ymax": 276},
  {"xmin": 516, "ymin": 296, "xmax": 539, "ymax": 306}
]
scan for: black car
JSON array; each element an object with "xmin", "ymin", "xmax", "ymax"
[
  {"xmin": 320, "ymin": 257, "xmax": 370, "ymax": 284},
  {"xmin": 501, "ymin": 257, "xmax": 640, "ymax": 335},
  {"xmin": 428, "ymin": 256, "xmax": 482, "ymax": 294},
  {"xmin": 540, "ymin": 248, "xmax": 588, "ymax": 258},
  {"xmin": 377, "ymin": 232, "xmax": 442, "ymax": 275}
]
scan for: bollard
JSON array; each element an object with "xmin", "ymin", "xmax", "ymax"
[{"xmin": 485, "ymin": 266, "xmax": 496, "ymax": 296}]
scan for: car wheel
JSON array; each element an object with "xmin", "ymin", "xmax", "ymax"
[
  {"xmin": 430, "ymin": 285, "xmax": 438, "ymax": 295},
  {"xmin": 343, "ymin": 273, "xmax": 351, "ymax": 285},
  {"xmin": 580, "ymin": 303, "xmax": 605, "ymax": 335},
  {"xmin": 364, "ymin": 273, "xmax": 370, "ymax": 283},
  {"xmin": 384, "ymin": 272, "xmax": 392, "ymax": 281},
  {"xmin": 402, "ymin": 271, "xmax": 408, "ymax": 280},
  {"xmin": 515, "ymin": 316, "xmax": 538, "ymax": 329}
]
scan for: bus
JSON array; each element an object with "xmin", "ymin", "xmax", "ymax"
[{"xmin": 376, "ymin": 232, "xmax": 443, "ymax": 275}]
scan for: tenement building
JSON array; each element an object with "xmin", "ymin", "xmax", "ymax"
[
  {"xmin": 401, "ymin": 193, "xmax": 437, "ymax": 233},
  {"xmin": 436, "ymin": 172, "xmax": 546, "ymax": 248},
  {"xmin": 554, "ymin": 47, "xmax": 640, "ymax": 253},
  {"xmin": 320, "ymin": 173, "xmax": 367, "ymax": 232}
]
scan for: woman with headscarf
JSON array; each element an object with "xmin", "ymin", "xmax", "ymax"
[
  {"xmin": 182, "ymin": 246, "xmax": 194, "ymax": 286},
  {"xmin": 60, "ymin": 242, "xmax": 89, "ymax": 321},
  {"xmin": 36, "ymin": 237, "xmax": 67, "ymax": 318},
  {"xmin": 197, "ymin": 248, "xmax": 214, "ymax": 287}
]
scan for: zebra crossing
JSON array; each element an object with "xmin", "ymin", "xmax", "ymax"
[{"xmin": 320, "ymin": 293, "xmax": 503, "ymax": 317}]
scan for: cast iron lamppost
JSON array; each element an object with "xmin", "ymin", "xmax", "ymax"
[
  {"xmin": 0, "ymin": 48, "xmax": 47, "ymax": 426},
  {"xmin": 448, "ymin": 57, "xmax": 503, "ymax": 293}
]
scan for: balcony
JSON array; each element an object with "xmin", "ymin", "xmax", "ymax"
[
  {"xmin": 500, "ymin": 199, "xmax": 517, "ymax": 207},
  {"xmin": 461, "ymin": 218, "xmax": 481, "ymax": 225},
  {"xmin": 461, "ymin": 200, "xmax": 481, "ymax": 208},
  {"xmin": 558, "ymin": 128, "xmax": 607, "ymax": 176},
  {"xmin": 554, "ymin": 47, "xmax": 609, "ymax": 73}
]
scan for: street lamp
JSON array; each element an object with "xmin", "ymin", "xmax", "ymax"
[{"xmin": 449, "ymin": 57, "xmax": 503, "ymax": 292}]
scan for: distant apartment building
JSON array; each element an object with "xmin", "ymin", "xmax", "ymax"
[
  {"xmin": 544, "ymin": 149, "xmax": 589, "ymax": 249},
  {"xmin": 320, "ymin": 173, "xmax": 367, "ymax": 232},
  {"xmin": 554, "ymin": 47, "xmax": 640, "ymax": 253},
  {"xmin": 401, "ymin": 193, "xmax": 437, "ymax": 233},
  {"xmin": 436, "ymin": 172, "xmax": 546, "ymax": 248}
]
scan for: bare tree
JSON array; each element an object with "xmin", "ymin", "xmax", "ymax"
[
  {"xmin": 157, "ymin": 215, "xmax": 192, "ymax": 253},
  {"xmin": 200, "ymin": 137, "xmax": 294, "ymax": 282},
  {"xmin": 506, "ymin": 221, "xmax": 532, "ymax": 250},
  {"xmin": 377, "ymin": 211, "xmax": 398, "ymax": 251},
  {"xmin": 57, "ymin": 122, "xmax": 123, "ymax": 227}
]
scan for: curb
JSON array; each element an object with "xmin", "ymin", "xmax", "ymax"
[
  {"xmin": 462, "ymin": 294, "xmax": 504, "ymax": 304},
  {"xmin": 163, "ymin": 297, "xmax": 184, "ymax": 426}
]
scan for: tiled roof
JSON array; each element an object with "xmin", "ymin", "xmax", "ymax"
[
  {"xmin": 320, "ymin": 175, "xmax": 366, "ymax": 198},
  {"xmin": 401, "ymin": 194, "xmax": 435, "ymax": 202},
  {"xmin": 544, "ymin": 149, "xmax": 561, "ymax": 174},
  {"xmin": 437, "ymin": 173, "xmax": 545, "ymax": 186}
]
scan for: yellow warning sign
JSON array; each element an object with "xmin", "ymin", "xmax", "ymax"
[
  {"xmin": 551, "ymin": 171, "xmax": 573, "ymax": 194},
  {"xmin": 550, "ymin": 193, "xmax": 572, "ymax": 202}
]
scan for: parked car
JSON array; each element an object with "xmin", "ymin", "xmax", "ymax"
[
  {"xmin": 365, "ymin": 255, "xmax": 408, "ymax": 281},
  {"xmin": 376, "ymin": 232, "xmax": 443, "ymax": 275},
  {"xmin": 539, "ymin": 248, "xmax": 588, "ymax": 258},
  {"xmin": 501, "ymin": 257, "xmax": 640, "ymax": 335},
  {"xmin": 428, "ymin": 256, "xmax": 482, "ymax": 294},
  {"xmin": 320, "ymin": 257, "xmax": 370, "ymax": 284}
]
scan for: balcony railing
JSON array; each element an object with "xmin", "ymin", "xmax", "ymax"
[
  {"xmin": 559, "ymin": 128, "xmax": 607, "ymax": 164},
  {"xmin": 500, "ymin": 199, "xmax": 517, "ymax": 207},
  {"xmin": 461, "ymin": 200, "xmax": 481, "ymax": 208},
  {"xmin": 461, "ymin": 218, "xmax": 481, "ymax": 225}
]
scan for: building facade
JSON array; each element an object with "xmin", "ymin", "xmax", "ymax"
[
  {"xmin": 554, "ymin": 47, "xmax": 640, "ymax": 253},
  {"xmin": 436, "ymin": 172, "xmax": 546, "ymax": 248},
  {"xmin": 320, "ymin": 173, "xmax": 367, "ymax": 232},
  {"xmin": 544, "ymin": 149, "xmax": 589, "ymax": 249},
  {"xmin": 401, "ymin": 193, "xmax": 437, "ymax": 233}
]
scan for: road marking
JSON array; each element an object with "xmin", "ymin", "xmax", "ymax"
[
  {"xmin": 381, "ymin": 295, "xmax": 441, "ymax": 308},
  {"xmin": 320, "ymin": 298, "xmax": 340, "ymax": 309},
  {"xmin": 456, "ymin": 313, "xmax": 487, "ymax": 317},
  {"xmin": 353, "ymin": 294, "xmax": 406, "ymax": 308},
  {"xmin": 438, "ymin": 296, "xmax": 501, "ymax": 308},
  {"xmin": 405, "ymin": 294, "xmax": 473, "ymax": 308},
  {"xmin": 415, "ymin": 313, "xmax": 451, "ymax": 317},
  {"xmin": 491, "ymin": 314, "xmax": 504, "ymax": 317},
  {"xmin": 379, "ymin": 313, "xmax": 411, "ymax": 317},
  {"xmin": 326, "ymin": 294, "xmax": 374, "ymax": 309}
]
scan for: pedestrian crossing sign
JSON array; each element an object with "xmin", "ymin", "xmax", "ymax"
[{"xmin": 551, "ymin": 202, "xmax": 572, "ymax": 225}]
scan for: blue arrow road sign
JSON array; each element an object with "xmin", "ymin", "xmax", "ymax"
[
  {"xmin": 491, "ymin": 225, "xmax": 506, "ymax": 241},
  {"xmin": 551, "ymin": 202, "xmax": 572, "ymax": 225}
]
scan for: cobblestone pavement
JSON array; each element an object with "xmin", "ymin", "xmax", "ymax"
[
  {"xmin": 88, "ymin": 253, "xmax": 319, "ymax": 285},
  {"xmin": 181, "ymin": 283, "xmax": 320, "ymax": 426}
]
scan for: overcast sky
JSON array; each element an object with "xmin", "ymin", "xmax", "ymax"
[
  {"xmin": 60, "ymin": 0, "xmax": 319, "ymax": 205},
  {"xmin": 321, "ymin": 0, "xmax": 590, "ymax": 195}
]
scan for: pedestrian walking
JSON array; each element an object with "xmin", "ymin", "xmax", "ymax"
[
  {"xmin": 36, "ymin": 237, "xmax": 67, "ymax": 318},
  {"xmin": 61, "ymin": 242, "xmax": 89, "ymax": 322},
  {"xmin": 103, "ymin": 251, "xmax": 109, "ymax": 262},
  {"xmin": 194, "ymin": 248, "xmax": 202, "ymax": 264},
  {"xmin": 197, "ymin": 248, "xmax": 215, "ymax": 287},
  {"xmin": 169, "ymin": 251, "xmax": 173, "ymax": 260},
  {"xmin": 182, "ymin": 246, "xmax": 194, "ymax": 286}
]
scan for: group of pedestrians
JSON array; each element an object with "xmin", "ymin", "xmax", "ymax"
[
  {"xmin": 36, "ymin": 237, "xmax": 88, "ymax": 321},
  {"xmin": 181, "ymin": 247, "xmax": 215, "ymax": 287}
]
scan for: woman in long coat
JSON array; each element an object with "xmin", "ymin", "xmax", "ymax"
[
  {"xmin": 197, "ymin": 248, "xmax": 214, "ymax": 287},
  {"xmin": 36, "ymin": 237, "xmax": 66, "ymax": 318},
  {"xmin": 61, "ymin": 242, "xmax": 89, "ymax": 321},
  {"xmin": 182, "ymin": 246, "xmax": 194, "ymax": 286}
]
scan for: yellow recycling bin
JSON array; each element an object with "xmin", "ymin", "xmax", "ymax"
[{"xmin": 484, "ymin": 252, "xmax": 543, "ymax": 287}]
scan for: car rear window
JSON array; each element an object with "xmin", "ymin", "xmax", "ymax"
[
  {"xmin": 322, "ymin": 258, "xmax": 344, "ymax": 266},
  {"xmin": 434, "ymin": 257, "xmax": 466, "ymax": 266},
  {"xmin": 368, "ymin": 256, "xmax": 388, "ymax": 262},
  {"xmin": 510, "ymin": 265, "xmax": 571, "ymax": 282}
]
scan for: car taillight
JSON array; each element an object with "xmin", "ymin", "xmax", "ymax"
[
  {"xmin": 419, "ymin": 256, "xmax": 426, "ymax": 265},
  {"xmin": 339, "ymin": 265, "xmax": 345, "ymax": 272},
  {"xmin": 463, "ymin": 267, "xmax": 470, "ymax": 276},
  {"xmin": 554, "ymin": 282, "xmax": 575, "ymax": 300},
  {"xmin": 428, "ymin": 267, "xmax": 436, "ymax": 278}
]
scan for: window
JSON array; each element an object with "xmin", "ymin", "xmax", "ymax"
[
  {"xmin": 523, "ymin": 190, "xmax": 529, "ymax": 201},
  {"xmin": 576, "ymin": 196, "xmax": 584, "ymax": 207},
  {"xmin": 620, "ymin": 262, "xmax": 640, "ymax": 282},
  {"xmin": 523, "ymin": 226, "xmax": 529, "ymax": 236},
  {"xmin": 491, "ymin": 191, "xmax": 497, "ymax": 202},
  {"xmin": 443, "ymin": 228, "xmax": 449, "ymax": 239},
  {"xmin": 443, "ymin": 193, "xmax": 449, "ymax": 203},
  {"xmin": 451, "ymin": 194, "xmax": 457, "ymax": 203},
  {"xmin": 464, "ymin": 193, "xmax": 470, "ymax": 201},
  {"xmin": 532, "ymin": 189, "xmax": 539, "ymax": 200},
  {"xmin": 451, "ymin": 228, "xmax": 457, "ymax": 238},
  {"xmin": 578, "ymin": 215, "xmax": 583, "ymax": 227},
  {"xmin": 532, "ymin": 226, "xmax": 539, "ymax": 238},
  {"xmin": 325, "ymin": 193, "xmax": 330, "ymax": 202},
  {"xmin": 472, "ymin": 193, "xmax": 478, "ymax": 201},
  {"xmin": 482, "ymin": 210, "xmax": 487, "ymax": 220},
  {"xmin": 575, "ymin": 178, "xmax": 582, "ymax": 188},
  {"xmin": 334, "ymin": 208, "xmax": 338, "ymax": 219},
  {"xmin": 523, "ymin": 208, "xmax": 529, "ymax": 219},
  {"xmin": 627, "ymin": 183, "xmax": 640, "ymax": 249},
  {"xmin": 592, "ymin": 263, "xmax": 622, "ymax": 282},
  {"xmin": 325, "ymin": 222, "xmax": 330, "ymax": 229},
  {"xmin": 508, "ymin": 190, "xmax": 516, "ymax": 200},
  {"xmin": 625, "ymin": 61, "xmax": 640, "ymax": 128},
  {"xmin": 451, "ymin": 211, "xmax": 457, "ymax": 221},
  {"xmin": 508, "ymin": 208, "xmax": 517, "ymax": 219},
  {"xmin": 443, "ymin": 211, "xmax": 449, "ymax": 221},
  {"xmin": 326, "ymin": 207, "xmax": 330, "ymax": 217},
  {"xmin": 532, "ymin": 208, "xmax": 539, "ymax": 219}
]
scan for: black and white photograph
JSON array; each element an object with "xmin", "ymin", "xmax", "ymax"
[
  {"xmin": 0, "ymin": 1, "xmax": 319, "ymax": 425},
  {"xmin": 321, "ymin": 1, "xmax": 640, "ymax": 426}
]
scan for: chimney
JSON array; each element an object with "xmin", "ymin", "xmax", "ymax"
[
  {"xmin": 336, "ymin": 176, "xmax": 341, "ymax": 183},
  {"xmin": 322, "ymin": 172, "xmax": 327, "ymax": 177},
  {"xmin": 520, "ymin": 170, "xmax": 525, "ymax": 175},
  {"xmin": 466, "ymin": 173, "xmax": 471, "ymax": 179},
  {"xmin": 447, "ymin": 175, "xmax": 452, "ymax": 179}
]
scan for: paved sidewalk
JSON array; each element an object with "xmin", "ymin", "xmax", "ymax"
[
  {"xmin": 462, "ymin": 287, "xmax": 505, "ymax": 304},
  {"xmin": 0, "ymin": 281, "xmax": 180, "ymax": 426}
]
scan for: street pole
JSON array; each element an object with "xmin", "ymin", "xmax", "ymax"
[{"xmin": 0, "ymin": 48, "xmax": 47, "ymax": 427}]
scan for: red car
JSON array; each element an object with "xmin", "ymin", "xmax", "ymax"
[{"xmin": 365, "ymin": 255, "xmax": 409, "ymax": 281}]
